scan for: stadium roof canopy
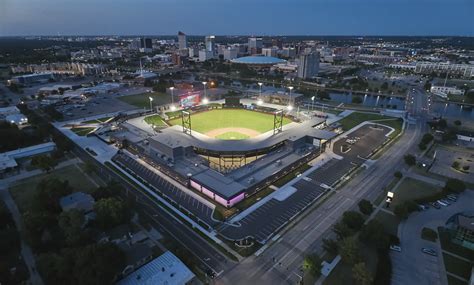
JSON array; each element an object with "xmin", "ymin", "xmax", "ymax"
[{"xmin": 231, "ymin": 56, "xmax": 286, "ymax": 65}]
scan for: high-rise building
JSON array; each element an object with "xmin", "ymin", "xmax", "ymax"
[
  {"xmin": 205, "ymin": 36, "xmax": 215, "ymax": 53},
  {"xmin": 282, "ymin": 47, "xmax": 296, "ymax": 58},
  {"xmin": 297, "ymin": 52, "xmax": 320, "ymax": 79},
  {"xmin": 139, "ymin": 38, "xmax": 153, "ymax": 53},
  {"xmin": 262, "ymin": 47, "xmax": 277, "ymax": 57},
  {"xmin": 178, "ymin": 31, "xmax": 187, "ymax": 50},
  {"xmin": 223, "ymin": 47, "xmax": 238, "ymax": 61},
  {"xmin": 248, "ymin": 37, "xmax": 263, "ymax": 55}
]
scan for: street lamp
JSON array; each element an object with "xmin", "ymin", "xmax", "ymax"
[
  {"xmin": 202, "ymin": 98, "xmax": 209, "ymax": 105},
  {"xmin": 288, "ymin": 86, "xmax": 294, "ymax": 106},
  {"xmin": 287, "ymin": 105, "xmax": 293, "ymax": 111},
  {"xmin": 311, "ymin": 96, "xmax": 315, "ymax": 112},
  {"xmin": 149, "ymin": 96, "xmax": 153, "ymax": 112},
  {"xmin": 169, "ymin": 86, "xmax": 175, "ymax": 108}
]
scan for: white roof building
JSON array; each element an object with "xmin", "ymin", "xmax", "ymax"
[{"xmin": 116, "ymin": 251, "xmax": 195, "ymax": 285}]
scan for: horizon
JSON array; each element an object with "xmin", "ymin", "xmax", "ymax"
[{"xmin": 1, "ymin": 0, "xmax": 473, "ymax": 37}]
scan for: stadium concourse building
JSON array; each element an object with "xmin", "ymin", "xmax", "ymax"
[{"xmin": 144, "ymin": 116, "xmax": 335, "ymax": 208}]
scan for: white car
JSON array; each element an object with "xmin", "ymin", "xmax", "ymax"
[{"xmin": 390, "ymin": 245, "xmax": 402, "ymax": 252}]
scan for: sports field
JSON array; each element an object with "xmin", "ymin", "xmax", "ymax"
[{"xmin": 168, "ymin": 109, "xmax": 292, "ymax": 139}]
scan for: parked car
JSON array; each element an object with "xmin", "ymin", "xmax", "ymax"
[
  {"xmin": 440, "ymin": 199, "xmax": 451, "ymax": 205},
  {"xmin": 421, "ymin": 248, "xmax": 437, "ymax": 256},
  {"xmin": 430, "ymin": 202, "xmax": 441, "ymax": 209},
  {"xmin": 437, "ymin": 200, "xmax": 449, "ymax": 207},
  {"xmin": 390, "ymin": 245, "xmax": 402, "ymax": 252},
  {"xmin": 418, "ymin": 204, "xmax": 429, "ymax": 211},
  {"xmin": 447, "ymin": 195, "xmax": 457, "ymax": 202}
]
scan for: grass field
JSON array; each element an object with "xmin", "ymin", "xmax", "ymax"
[
  {"xmin": 71, "ymin": 127, "xmax": 96, "ymax": 136},
  {"xmin": 144, "ymin": 115, "xmax": 168, "ymax": 128},
  {"xmin": 118, "ymin": 92, "xmax": 170, "ymax": 108},
  {"xmin": 391, "ymin": 177, "xmax": 441, "ymax": 207},
  {"xmin": 168, "ymin": 109, "xmax": 292, "ymax": 135},
  {"xmin": 9, "ymin": 164, "xmax": 98, "ymax": 214}
]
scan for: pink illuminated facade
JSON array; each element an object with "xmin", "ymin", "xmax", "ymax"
[{"xmin": 190, "ymin": 179, "xmax": 245, "ymax": 207}]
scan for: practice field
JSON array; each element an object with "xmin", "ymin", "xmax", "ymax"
[
  {"xmin": 168, "ymin": 109, "xmax": 292, "ymax": 139},
  {"xmin": 118, "ymin": 92, "xmax": 170, "ymax": 108}
]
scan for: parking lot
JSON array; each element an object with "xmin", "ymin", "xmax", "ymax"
[
  {"xmin": 57, "ymin": 96, "xmax": 137, "ymax": 121},
  {"xmin": 220, "ymin": 123, "xmax": 393, "ymax": 242},
  {"xmin": 220, "ymin": 184, "xmax": 327, "ymax": 243},
  {"xmin": 113, "ymin": 153, "xmax": 216, "ymax": 227},
  {"xmin": 430, "ymin": 146, "xmax": 474, "ymax": 184}
]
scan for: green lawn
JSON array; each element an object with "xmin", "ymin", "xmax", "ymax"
[
  {"xmin": 144, "ymin": 115, "xmax": 168, "ymax": 128},
  {"xmin": 71, "ymin": 127, "xmax": 96, "ymax": 136},
  {"xmin": 168, "ymin": 109, "xmax": 292, "ymax": 134},
  {"xmin": 338, "ymin": 112, "xmax": 403, "ymax": 136},
  {"xmin": 215, "ymin": 131, "xmax": 250, "ymax": 140},
  {"xmin": 118, "ymin": 92, "xmax": 170, "ymax": 108},
  {"xmin": 447, "ymin": 275, "xmax": 468, "ymax": 285},
  {"xmin": 338, "ymin": 112, "xmax": 390, "ymax": 131},
  {"xmin": 82, "ymin": 116, "xmax": 113, "ymax": 124},
  {"xmin": 9, "ymin": 164, "xmax": 98, "ymax": 214},
  {"xmin": 391, "ymin": 177, "xmax": 441, "ymax": 207},
  {"xmin": 442, "ymin": 253, "xmax": 472, "ymax": 280}
]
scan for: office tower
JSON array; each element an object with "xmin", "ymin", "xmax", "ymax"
[
  {"xmin": 248, "ymin": 37, "xmax": 263, "ymax": 55},
  {"xmin": 205, "ymin": 35, "xmax": 215, "ymax": 53},
  {"xmin": 297, "ymin": 51, "xmax": 320, "ymax": 79},
  {"xmin": 178, "ymin": 31, "xmax": 187, "ymax": 50},
  {"xmin": 139, "ymin": 38, "xmax": 153, "ymax": 53}
]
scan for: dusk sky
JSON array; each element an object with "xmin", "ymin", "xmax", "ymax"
[{"xmin": 0, "ymin": 0, "xmax": 472, "ymax": 36}]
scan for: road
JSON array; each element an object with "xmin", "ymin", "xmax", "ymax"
[
  {"xmin": 216, "ymin": 89, "xmax": 428, "ymax": 284},
  {"xmin": 391, "ymin": 189, "xmax": 474, "ymax": 285},
  {"xmin": 68, "ymin": 144, "xmax": 234, "ymax": 277}
]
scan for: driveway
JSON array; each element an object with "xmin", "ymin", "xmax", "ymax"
[{"xmin": 391, "ymin": 190, "xmax": 474, "ymax": 285}]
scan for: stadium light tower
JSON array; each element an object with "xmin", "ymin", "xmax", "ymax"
[
  {"xmin": 169, "ymin": 87, "xmax": 176, "ymax": 111},
  {"xmin": 149, "ymin": 96, "xmax": 153, "ymax": 111},
  {"xmin": 311, "ymin": 96, "xmax": 315, "ymax": 111},
  {"xmin": 258, "ymin": 82, "xmax": 263, "ymax": 105},
  {"xmin": 288, "ymin": 86, "xmax": 294, "ymax": 111},
  {"xmin": 202, "ymin": 81, "xmax": 207, "ymax": 98}
]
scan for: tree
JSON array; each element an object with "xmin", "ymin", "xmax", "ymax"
[
  {"xmin": 31, "ymin": 154, "xmax": 58, "ymax": 173},
  {"xmin": 58, "ymin": 209, "xmax": 85, "ymax": 246},
  {"xmin": 420, "ymin": 133, "xmax": 434, "ymax": 145},
  {"xmin": 381, "ymin": 82, "xmax": 389, "ymax": 90},
  {"xmin": 322, "ymin": 238, "xmax": 339, "ymax": 255},
  {"xmin": 394, "ymin": 171, "xmax": 403, "ymax": 179},
  {"xmin": 424, "ymin": 81, "xmax": 432, "ymax": 91},
  {"xmin": 73, "ymin": 243, "xmax": 125, "ymax": 285},
  {"xmin": 352, "ymin": 96, "xmax": 363, "ymax": 104},
  {"xmin": 303, "ymin": 253, "xmax": 322, "ymax": 277},
  {"xmin": 442, "ymin": 130, "xmax": 457, "ymax": 142},
  {"xmin": 358, "ymin": 200, "xmax": 374, "ymax": 215},
  {"xmin": 34, "ymin": 178, "xmax": 72, "ymax": 213},
  {"xmin": 393, "ymin": 201, "xmax": 418, "ymax": 220},
  {"xmin": 403, "ymin": 154, "xmax": 416, "ymax": 166},
  {"xmin": 452, "ymin": 161, "xmax": 460, "ymax": 169},
  {"xmin": 333, "ymin": 221, "xmax": 354, "ymax": 240},
  {"xmin": 444, "ymin": 178, "xmax": 466, "ymax": 194},
  {"xmin": 359, "ymin": 220, "xmax": 390, "ymax": 250},
  {"xmin": 342, "ymin": 211, "xmax": 365, "ymax": 231},
  {"xmin": 453, "ymin": 120, "xmax": 462, "ymax": 126},
  {"xmin": 339, "ymin": 237, "xmax": 360, "ymax": 264},
  {"xmin": 94, "ymin": 197, "xmax": 128, "ymax": 229},
  {"xmin": 352, "ymin": 262, "xmax": 373, "ymax": 285}
]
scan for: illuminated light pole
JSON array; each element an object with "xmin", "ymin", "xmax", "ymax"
[
  {"xmin": 258, "ymin": 82, "xmax": 263, "ymax": 105},
  {"xmin": 169, "ymin": 86, "xmax": 175, "ymax": 109},
  {"xmin": 149, "ymin": 96, "xmax": 153, "ymax": 112},
  {"xmin": 311, "ymin": 96, "xmax": 315, "ymax": 112},
  {"xmin": 202, "ymin": 81, "xmax": 209, "ymax": 104}
]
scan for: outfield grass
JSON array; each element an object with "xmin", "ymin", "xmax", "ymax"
[
  {"xmin": 391, "ymin": 177, "xmax": 441, "ymax": 207},
  {"xmin": 118, "ymin": 92, "xmax": 170, "ymax": 108},
  {"xmin": 9, "ymin": 164, "xmax": 98, "ymax": 214},
  {"xmin": 215, "ymin": 131, "xmax": 250, "ymax": 140},
  {"xmin": 144, "ymin": 115, "xmax": 168, "ymax": 128},
  {"xmin": 168, "ymin": 109, "xmax": 292, "ymax": 134}
]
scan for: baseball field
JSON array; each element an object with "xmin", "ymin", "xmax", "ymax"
[{"xmin": 168, "ymin": 109, "xmax": 292, "ymax": 140}]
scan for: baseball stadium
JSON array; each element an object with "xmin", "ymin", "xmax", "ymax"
[{"xmin": 111, "ymin": 97, "xmax": 336, "ymax": 208}]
